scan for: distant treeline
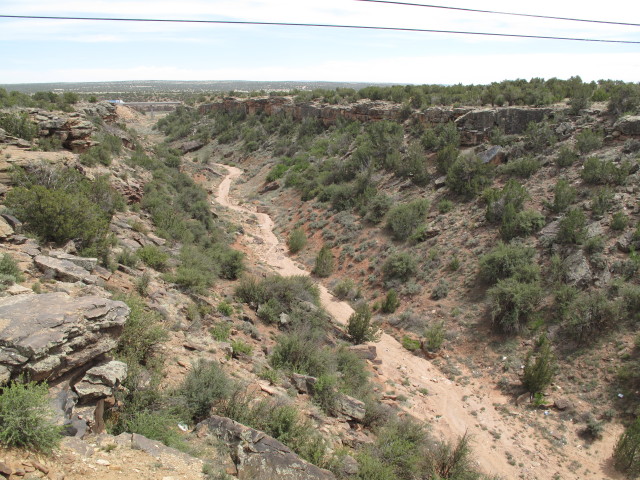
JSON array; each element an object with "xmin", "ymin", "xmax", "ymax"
[{"xmin": 2, "ymin": 77, "xmax": 639, "ymax": 112}]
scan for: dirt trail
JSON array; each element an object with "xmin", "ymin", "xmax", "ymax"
[{"xmin": 213, "ymin": 163, "xmax": 622, "ymax": 480}]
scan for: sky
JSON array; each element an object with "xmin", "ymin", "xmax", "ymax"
[{"xmin": 0, "ymin": 0, "xmax": 639, "ymax": 85}]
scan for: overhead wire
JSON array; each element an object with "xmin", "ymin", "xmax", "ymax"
[
  {"xmin": 0, "ymin": 14, "xmax": 639, "ymax": 44},
  {"xmin": 355, "ymin": 0, "xmax": 640, "ymax": 28}
]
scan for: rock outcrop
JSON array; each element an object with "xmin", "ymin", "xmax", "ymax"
[
  {"xmin": 197, "ymin": 415, "xmax": 335, "ymax": 480},
  {"xmin": 613, "ymin": 115, "xmax": 640, "ymax": 136},
  {"xmin": 0, "ymin": 293, "xmax": 129, "ymax": 382},
  {"xmin": 34, "ymin": 255, "xmax": 99, "ymax": 284},
  {"xmin": 73, "ymin": 360, "xmax": 128, "ymax": 401},
  {"xmin": 199, "ymin": 97, "xmax": 564, "ymax": 146}
]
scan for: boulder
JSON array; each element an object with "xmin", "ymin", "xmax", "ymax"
[
  {"xmin": 48, "ymin": 250, "xmax": 98, "ymax": 271},
  {"xmin": 0, "ymin": 217, "xmax": 14, "ymax": 239},
  {"xmin": 34, "ymin": 255, "xmax": 98, "ymax": 284},
  {"xmin": 73, "ymin": 360, "xmax": 128, "ymax": 401},
  {"xmin": 538, "ymin": 219, "xmax": 561, "ymax": 244},
  {"xmin": 553, "ymin": 398, "xmax": 572, "ymax": 411},
  {"xmin": 0, "ymin": 293, "xmax": 129, "ymax": 381},
  {"xmin": 1, "ymin": 214, "xmax": 22, "ymax": 234},
  {"xmin": 334, "ymin": 394, "xmax": 366, "ymax": 421},
  {"xmin": 613, "ymin": 116, "xmax": 640, "ymax": 136},
  {"xmin": 179, "ymin": 140, "xmax": 205, "ymax": 154},
  {"xmin": 131, "ymin": 433, "xmax": 194, "ymax": 462},
  {"xmin": 348, "ymin": 344, "xmax": 377, "ymax": 361},
  {"xmin": 616, "ymin": 231, "xmax": 640, "ymax": 253},
  {"xmin": 564, "ymin": 250, "xmax": 592, "ymax": 287},
  {"xmin": 260, "ymin": 181, "xmax": 280, "ymax": 194},
  {"xmin": 197, "ymin": 415, "xmax": 335, "ymax": 480},
  {"xmin": 478, "ymin": 145, "xmax": 506, "ymax": 165},
  {"xmin": 291, "ymin": 373, "xmax": 317, "ymax": 394}
]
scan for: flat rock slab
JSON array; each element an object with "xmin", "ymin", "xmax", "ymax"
[
  {"xmin": 0, "ymin": 292, "xmax": 129, "ymax": 381},
  {"xmin": 48, "ymin": 250, "xmax": 98, "ymax": 271},
  {"xmin": 197, "ymin": 415, "xmax": 335, "ymax": 480},
  {"xmin": 34, "ymin": 255, "xmax": 98, "ymax": 284},
  {"xmin": 74, "ymin": 360, "xmax": 128, "ymax": 401}
]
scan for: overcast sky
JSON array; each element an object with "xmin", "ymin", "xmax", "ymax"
[{"xmin": 1, "ymin": 0, "xmax": 639, "ymax": 85}]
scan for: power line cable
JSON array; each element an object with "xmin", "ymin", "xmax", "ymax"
[
  {"xmin": 355, "ymin": 0, "xmax": 640, "ymax": 28},
  {"xmin": 0, "ymin": 14, "xmax": 639, "ymax": 44}
]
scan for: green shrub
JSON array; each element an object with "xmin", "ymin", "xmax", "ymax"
[
  {"xmin": 115, "ymin": 295, "xmax": 168, "ymax": 370},
  {"xmin": 287, "ymin": 227, "xmax": 307, "ymax": 254},
  {"xmin": 398, "ymin": 142, "xmax": 429, "ymax": 186},
  {"xmin": 581, "ymin": 157, "xmax": 631, "ymax": 185},
  {"xmin": 381, "ymin": 289, "xmax": 400, "ymax": 313},
  {"xmin": 382, "ymin": 252, "xmax": 417, "ymax": 281},
  {"xmin": 365, "ymin": 419, "xmax": 427, "ymax": 480},
  {"xmin": 550, "ymin": 178, "xmax": 576, "ymax": 213},
  {"xmin": 116, "ymin": 248, "xmax": 139, "ymax": 268},
  {"xmin": 0, "ymin": 253, "xmax": 24, "ymax": 290},
  {"xmin": 137, "ymin": 245, "xmax": 169, "ymax": 271},
  {"xmin": 446, "ymin": 155, "xmax": 492, "ymax": 198},
  {"xmin": 575, "ymin": 129, "xmax": 603, "ymax": 154},
  {"xmin": 478, "ymin": 243, "xmax": 536, "ymax": 285},
  {"xmin": 489, "ymin": 278, "xmax": 543, "ymax": 333},
  {"xmin": 180, "ymin": 360, "xmax": 231, "ymax": 422},
  {"xmin": 621, "ymin": 283, "xmax": 640, "ymax": 321},
  {"xmin": 333, "ymin": 278, "xmax": 361, "ymax": 301},
  {"xmin": 522, "ymin": 336, "xmax": 556, "ymax": 394},
  {"xmin": 435, "ymin": 145, "xmax": 459, "ymax": 174},
  {"xmin": 385, "ymin": 199, "xmax": 429, "ymax": 241},
  {"xmin": 0, "ymin": 112, "xmax": 37, "ymax": 140},
  {"xmin": 524, "ymin": 121, "xmax": 556, "ymax": 153},
  {"xmin": 484, "ymin": 180, "xmax": 529, "ymax": 224},
  {"xmin": 591, "ymin": 187, "xmax": 614, "ymax": 216},
  {"xmin": 365, "ymin": 194, "xmax": 392, "ymax": 224},
  {"xmin": 118, "ymin": 409, "xmax": 185, "ymax": 451},
  {"xmin": 347, "ymin": 303, "xmax": 378, "ymax": 344},
  {"xmin": 217, "ymin": 301, "xmax": 233, "ymax": 317},
  {"xmin": 210, "ymin": 320, "xmax": 231, "ymax": 340},
  {"xmin": 312, "ymin": 374, "xmax": 339, "ymax": 414},
  {"xmin": 499, "ymin": 207, "xmax": 545, "ymax": 241},
  {"xmin": 608, "ymin": 83, "xmax": 640, "ymax": 116},
  {"xmin": 313, "ymin": 245, "xmax": 334, "ymax": 277},
  {"xmin": 423, "ymin": 432, "xmax": 481, "ymax": 480},
  {"xmin": 231, "ymin": 340, "xmax": 253, "ymax": 357},
  {"xmin": 6, "ymin": 185, "xmax": 110, "ymax": 248},
  {"xmin": 135, "ymin": 272, "xmax": 151, "ymax": 296},
  {"xmin": 421, "ymin": 121, "xmax": 460, "ymax": 151},
  {"xmin": 0, "ymin": 380, "xmax": 61, "ymax": 453},
  {"xmin": 270, "ymin": 329, "xmax": 331, "ymax": 377},
  {"xmin": 614, "ymin": 417, "xmax": 640, "ymax": 477},
  {"xmin": 236, "ymin": 274, "xmax": 320, "ymax": 315},
  {"xmin": 562, "ymin": 291, "xmax": 620, "ymax": 344},
  {"xmin": 556, "ymin": 145, "xmax": 578, "ymax": 168},
  {"xmin": 611, "ymin": 211, "xmax": 629, "ymax": 231},
  {"xmin": 500, "ymin": 156, "xmax": 540, "ymax": 178},
  {"xmin": 423, "ymin": 321, "xmax": 445, "ymax": 352},
  {"xmin": 556, "ymin": 209, "xmax": 586, "ymax": 244},
  {"xmin": 437, "ymin": 199, "xmax": 453, "ymax": 214},
  {"xmin": 402, "ymin": 336, "xmax": 421, "ymax": 352},
  {"xmin": 431, "ymin": 279, "xmax": 449, "ymax": 300},
  {"xmin": 584, "ymin": 235, "xmax": 605, "ymax": 255}
]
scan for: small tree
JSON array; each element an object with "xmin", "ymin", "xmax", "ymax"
[
  {"xmin": 0, "ymin": 380, "xmax": 61, "ymax": 453},
  {"xmin": 287, "ymin": 227, "xmax": 307, "ymax": 254},
  {"xmin": 614, "ymin": 417, "xmax": 640, "ymax": 477},
  {"xmin": 381, "ymin": 289, "xmax": 400, "ymax": 313},
  {"xmin": 347, "ymin": 303, "xmax": 378, "ymax": 344},
  {"xmin": 522, "ymin": 336, "xmax": 557, "ymax": 395},
  {"xmin": 313, "ymin": 245, "xmax": 334, "ymax": 277}
]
